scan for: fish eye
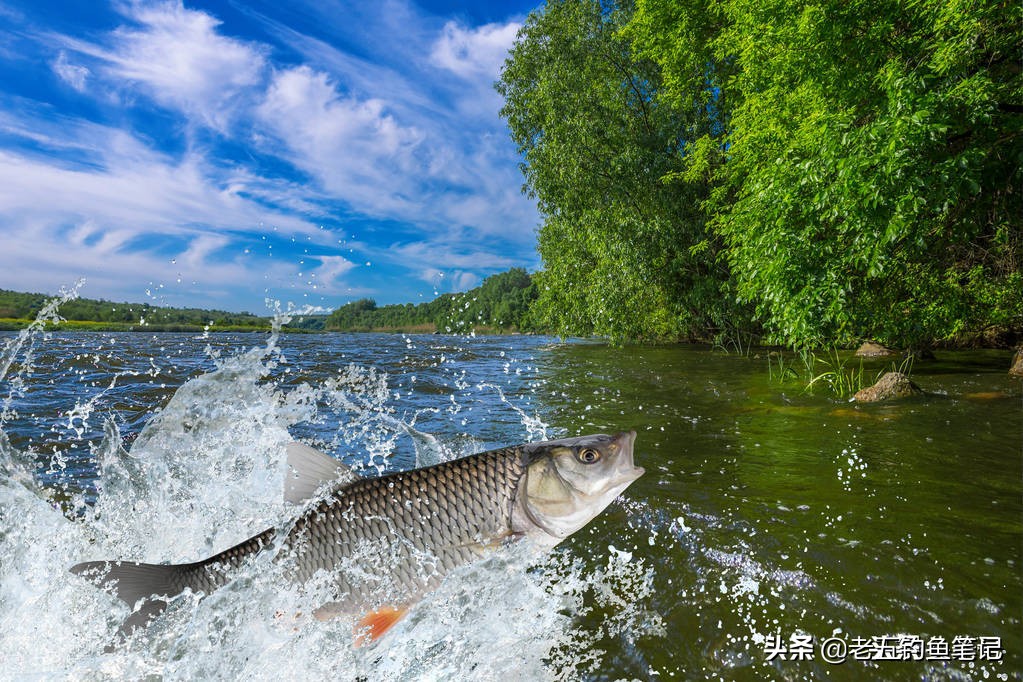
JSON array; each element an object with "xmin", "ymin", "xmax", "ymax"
[{"xmin": 576, "ymin": 448, "xmax": 601, "ymax": 464}]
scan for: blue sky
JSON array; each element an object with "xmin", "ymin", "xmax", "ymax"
[{"xmin": 0, "ymin": 0, "xmax": 542, "ymax": 314}]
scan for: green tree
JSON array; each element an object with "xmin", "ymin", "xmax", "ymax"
[
  {"xmin": 629, "ymin": 0, "xmax": 1023, "ymax": 347},
  {"xmin": 498, "ymin": 0, "xmax": 747, "ymax": 344},
  {"xmin": 324, "ymin": 271, "xmax": 539, "ymax": 333}
]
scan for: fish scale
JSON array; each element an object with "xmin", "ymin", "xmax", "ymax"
[{"xmin": 192, "ymin": 445, "xmax": 530, "ymax": 607}]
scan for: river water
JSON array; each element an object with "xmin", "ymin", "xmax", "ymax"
[{"xmin": 0, "ymin": 324, "xmax": 1019, "ymax": 680}]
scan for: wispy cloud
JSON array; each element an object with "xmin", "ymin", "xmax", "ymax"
[
  {"xmin": 51, "ymin": 50, "xmax": 89, "ymax": 92},
  {"xmin": 387, "ymin": 240, "xmax": 523, "ymax": 270},
  {"xmin": 256, "ymin": 65, "xmax": 425, "ymax": 216},
  {"xmin": 0, "ymin": 136, "xmax": 319, "ymax": 240},
  {"xmin": 62, "ymin": 1, "xmax": 267, "ymax": 130},
  {"xmin": 421, "ymin": 267, "xmax": 481, "ymax": 293}
]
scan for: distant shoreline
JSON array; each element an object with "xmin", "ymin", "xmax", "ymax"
[
  {"xmin": 0, "ymin": 318, "xmax": 530, "ymax": 336},
  {"xmin": 0, "ymin": 318, "xmax": 288, "ymax": 333},
  {"xmin": 1, "ymin": 319, "xmax": 1017, "ymax": 356}
]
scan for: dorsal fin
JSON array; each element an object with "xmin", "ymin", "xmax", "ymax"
[{"xmin": 284, "ymin": 442, "xmax": 359, "ymax": 504}]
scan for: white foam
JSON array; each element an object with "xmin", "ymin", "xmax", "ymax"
[{"xmin": 0, "ymin": 318, "xmax": 657, "ymax": 680}]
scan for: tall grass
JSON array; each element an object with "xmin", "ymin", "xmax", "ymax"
[
  {"xmin": 767, "ymin": 352, "xmax": 800, "ymax": 382},
  {"xmin": 805, "ymin": 348, "xmax": 866, "ymax": 398},
  {"xmin": 713, "ymin": 330, "xmax": 758, "ymax": 357}
]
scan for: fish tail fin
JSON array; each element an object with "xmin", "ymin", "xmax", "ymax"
[{"xmin": 70, "ymin": 560, "xmax": 196, "ymax": 635}]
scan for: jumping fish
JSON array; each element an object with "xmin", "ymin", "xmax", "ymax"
[{"xmin": 71, "ymin": 431, "xmax": 643, "ymax": 643}]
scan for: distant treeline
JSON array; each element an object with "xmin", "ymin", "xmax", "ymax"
[
  {"xmin": 0, "ymin": 289, "xmax": 328, "ymax": 332},
  {"xmin": 0, "ymin": 272, "xmax": 537, "ymax": 336},
  {"xmin": 326, "ymin": 268, "xmax": 538, "ymax": 333}
]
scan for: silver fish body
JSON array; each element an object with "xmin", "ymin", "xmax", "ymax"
[{"xmin": 71, "ymin": 431, "xmax": 643, "ymax": 639}]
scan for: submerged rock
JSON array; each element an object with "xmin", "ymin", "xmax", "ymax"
[
  {"xmin": 964, "ymin": 391, "xmax": 1011, "ymax": 401},
  {"xmin": 855, "ymin": 341, "xmax": 897, "ymax": 358},
  {"xmin": 1008, "ymin": 348, "xmax": 1023, "ymax": 377},
  {"xmin": 853, "ymin": 372, "xmax": 922, "ymax": 402}
]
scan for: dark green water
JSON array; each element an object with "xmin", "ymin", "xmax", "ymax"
[
  {"xmin": 0, "ymin": 332, "xmax": 1019, "ymax": 680},
  {"xmin": 544, "ymin": 344, "xmax": 1022, "ymax": 680}
]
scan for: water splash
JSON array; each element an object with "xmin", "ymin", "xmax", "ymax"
[
  {"xmin": 476, "ymin": 381, "xmax": 550, "ymax": 442},
  {"xmin": 0, "ymin": 280, "xmax": 83, "ymax": 426},
  {"xmin": 0, "ymin": 297, "xmax": 659, "ymax": 680}
]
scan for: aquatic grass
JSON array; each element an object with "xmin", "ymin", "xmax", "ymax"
[
  {"xmin": 767, "ymin": 353, "xmax": 800, "ymax": 382},
  {"xmin": 713, "ymin": 330, "xmax": 758, "ymax": 357},
  {"xmin": 805, "ymin": 349, "xmax": 866, "ymax": 398},
  {"xmin": 768, "ymin": 347, "xmax": 871, "ymax": 399},
  {"xmin": 803, "ymin": 348, "xmax": 922, "ymax": 399},
  {"xmin": 891, "ymin": 351, "xmax": 915, "ymax": 377},
  {"xmin": 766, "ymin": 348, "xmax": 818, "ymax": 386}
]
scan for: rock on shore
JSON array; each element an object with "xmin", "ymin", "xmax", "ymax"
[
  {"xmin": 1010, "ymin": 348, "xmax": 1023, "ymax": 377},
  {"xmin": 854, "ymin": 341, "xmax": 897, "ymax": 358},
  {"xmin": 852, "ymin": 372, "xmax": 922, "ymax": 402}
]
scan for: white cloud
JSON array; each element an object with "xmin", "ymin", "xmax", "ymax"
[
  {"xmin": 251, "ymin": 11, "xmax": 436, "ymax": 114},
  {"xmin": 418, "ymin": 267, "xmax": 481, "ymax": 294},
  {"xmin": 52, "ymin": 50, "xmax": 89, "ymax": 91},
  {"xmin": 253, "ymin": 62, "xmax": 538, "ymax": 240},
  {"xmin": 1, "ymin": 0, "xmax": 542, "ymax": 310},
  {"xmin": 179, "ymin": 233, "xmax": 230, "ymax": 267},
  {"xmin": 69, "ymin": 1, "xmax": 267, "ymax": 130},
  {"xmin": 0, "ymin": 121, "xmax": 328, "ymax": 307},
  {"xmin": 0, "ymin": 144, "xmax": 316, "ymax": 240},
  {"xmin": 420, "ymin": 267, "xmax": 443, "ymax": 286},
  {"xmin": 257, "ymin": 65, "xmax": 424, "ymax": 215},
  {"xmin": 250, "ymin": 7, "xmax": 537, "ymax": 237},
  {"xmin": 430, "ymin": 21, "xmax": 520, "ymax": 80},
  {"xmin": 261, "ymin": 66, "xmax": 420, "ymax": 158},
  {"xmin": 313, "ymin": 255, "xmax": 358, "ymax": 284},
  {"xmin": 389, "ymin": 241, "xmax": 518, "ymax": 270},
  {"xmin": 453, "ymin": 270, "xmax": 480, "ymax": 291},
  {"xmin": 0, "ymin": 217, "xmax": 266, "ymax": 308}
]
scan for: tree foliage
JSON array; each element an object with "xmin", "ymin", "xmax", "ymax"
[
  {"xmin": 497, "ymin": 0, "xmax": 745, "ymax": 344},
  {"xmin": 501, "ymin": 0, "xmax": 1022, "ymax": 347},
  {"xmin": 631, "ymin": 0, "xmax": 1023, "ymax": 347},
  {"xmin": 325, "ymin": 269, "xmax": 538, "ymax": 333}
]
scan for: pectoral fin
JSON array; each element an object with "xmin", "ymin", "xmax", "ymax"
[
  {"xmin": 310, "ymin": 602, "xmax": 409, "ymax": 646},
  {"xmin": 459, "ymin": 530, "xmax": 525, "ymax": 556},
  {"xmin": 354, "ymin": 606, "xmax": 408, "ymax": 646}
]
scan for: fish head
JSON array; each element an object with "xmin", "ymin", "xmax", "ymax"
[{"xmin": 515, "ymin": 431, "xmax": 643, "ymax": 542}]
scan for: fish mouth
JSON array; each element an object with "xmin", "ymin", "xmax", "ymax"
[{"xmin": 612, "ymin": 430, "xmax": 644, "ymax": 484}]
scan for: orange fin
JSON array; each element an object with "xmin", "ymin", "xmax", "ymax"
[{"xmin": 354, "ymin": 606, "xmax": 408, "ymax": 646}]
